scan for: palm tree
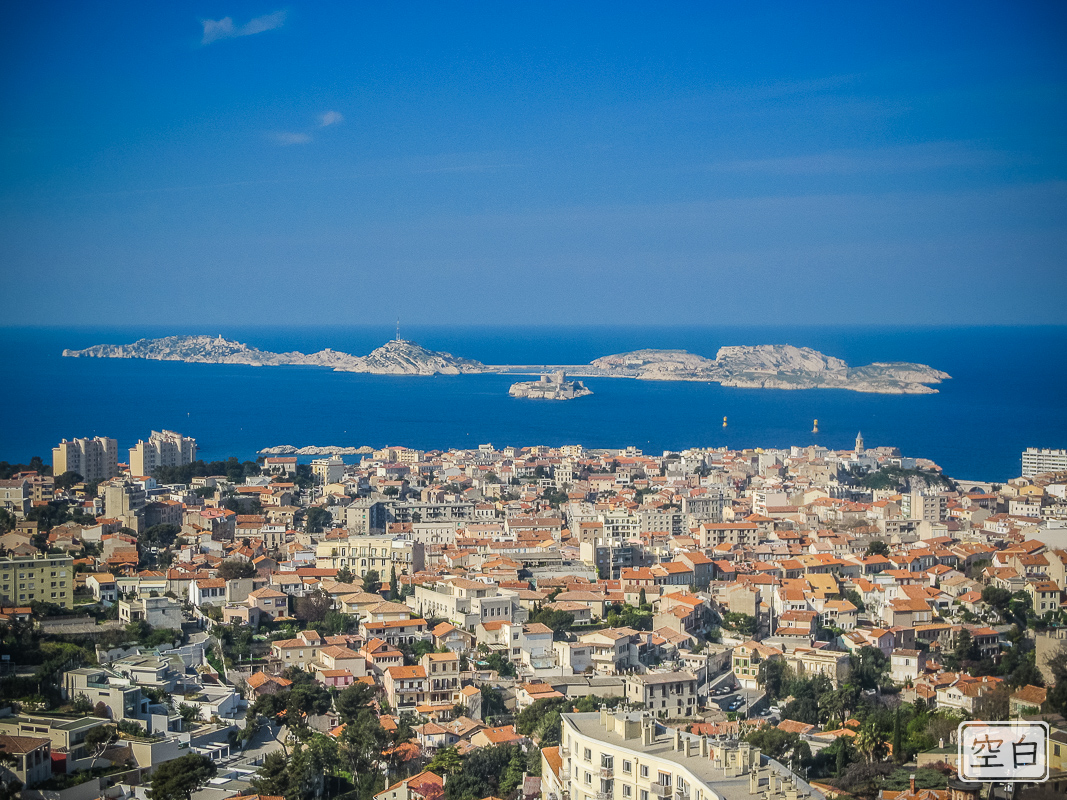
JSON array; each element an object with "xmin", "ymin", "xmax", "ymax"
[{"xmin": 855, "ymin": 725, "xmax": 886, "ymax": 763}]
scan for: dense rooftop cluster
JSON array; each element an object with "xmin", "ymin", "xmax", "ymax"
[{"xmin": 2, "ymin": 436, "xmax": 1067, "ymax": 800}]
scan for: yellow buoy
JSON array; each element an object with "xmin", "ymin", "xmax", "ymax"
[
  {"xmin": 812, "ymin": 419, "xmax": 819, "ymax": 433},
  {"xmin": 722, "ymin": 416, "xmax": 728, "ymax": 428}
]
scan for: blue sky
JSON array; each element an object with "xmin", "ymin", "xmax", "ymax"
[{"xmin": 2, "ymin": 1, "xmax": 1065, "ymax": 326}]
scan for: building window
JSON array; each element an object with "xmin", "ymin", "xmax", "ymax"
[
  {"xmin": 640, "ymin": 766, "xmax": 648, "ymax": 779},
  {"xmin": 622, "ymin": 761, "xmax": 632, "ymax": 774},
  {"xmin": 584, "ymin": 748, "xmax": 592, "ymax": 762}
]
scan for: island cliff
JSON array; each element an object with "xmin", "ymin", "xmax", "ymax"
[{"xmin": 63, "ymin": 336, "xmax": 950, "ymax": 393}]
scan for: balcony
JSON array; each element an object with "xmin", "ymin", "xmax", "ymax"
[
  {"xmin": 597, "ymin": 793, "xmax": 612, "ymax": 800},
  {"xmin": 600, "ymin": 767, "xmax": 614, "ymax": 779},
  {"xmin": 650, "ymin": 783, "xmax": 671, "ymax": 798}
]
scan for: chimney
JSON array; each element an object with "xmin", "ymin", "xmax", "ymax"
[{"xmin": 909, "ymin": 775, "xmax": 916, "ymax": 795}]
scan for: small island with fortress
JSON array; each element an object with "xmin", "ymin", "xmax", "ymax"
[{"xmin": 508, "ymin": 371, "xmax": 593, "ymax": 400}]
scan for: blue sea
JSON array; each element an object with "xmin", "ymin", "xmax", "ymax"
[{"xmin": 1, "ymin": 325, "xmax": 1064, "ymax": 483}]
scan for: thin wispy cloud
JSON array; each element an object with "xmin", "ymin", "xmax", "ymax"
[
  {"xmin": 319, "ymin": 111, "xmax": 344, "ymax": 127},
  {"xmin": 703, "ymin": 142, "xmax": 1020, "ymax": 177},
  {"xmin": 267, "ymin": 111, "xmax": 343, "ymax": 145},
  {"xmin": 269, "ymin": 131, "xmax": 312, "ymax": 145},
  {"xmin": 201, "ymin": 10, "xmax": 286, "ymax": 45}
]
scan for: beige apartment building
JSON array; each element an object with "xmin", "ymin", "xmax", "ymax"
[
  {"xmin": 0, "ymin": 554, "xmax": 75, "ymax": 608},
  {"xmin": 52, "ymin": 436, "xmax": 118, "ymax": 483},
  {"xmin": 129, "ymin": 430, "xmax": 197, "ymax": 477},
  {"xmin": 315, "ymin": 535, "xmax": 424, "ymax": 580}
]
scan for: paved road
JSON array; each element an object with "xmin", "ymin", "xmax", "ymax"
[{"xmin": 708, "ymin": 687, "xmax": 772, "ymax": 719}]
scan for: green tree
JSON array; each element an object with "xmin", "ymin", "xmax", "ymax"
[
  {"xmin": 339, "ymin": 709, "xmax": 387, "ymax": 799},
  {"xmin": 148, "ymin": 753, "xmax": 218, "ymax": 800},
  {"xmin": 855, "ymin": 724, "xmax": 886, "ymax": 763},
  {"xmin": 335, "ymin": 681, "xmax": 377, "ymax": 723},
  {"xmin": 527, "ymin": 607, "xmax": 575, "ymax": 634},
  {"xmin": 850, "ymin": 646, "xmax": 889, "ymax": 691},
  {"xmin": 480, "ymin": 685, "xmax": 508, "ymax": 720},
  {"xmin": 445, "ymin": 744, "xmax": 522, "ymax": 800},
  {"xmin": 250, "ymin": 750, "xmax": 290, "ymax": 797},
  {"xmin": 760, "ymin": 659, "xmax": 791, "ymax": 700},
  {"xmin": 742, "ymin": 727, "xmax": 800, "ymax": 761},
  {"xmin": 71, "ymin": 692, "xmax": 93, "ymax": 714},
  {"xmin": 865, "ymin": 540, "xmax": 890, "ymax": 557},
  {"xmin": 389, "ymin": 566, "xmax": 398, "ymax": 601},
  {"xmin": 295, "ymin": 589, "xmax": 332, "ymax": 624},
  {"xmin": 950, "ymin": 629, "xmax": 978, "ymax": 668},
  {"xmin": 363, "ymin": 570, "xmax": 382, "ymax": 594},
  {"xmin": 892, "ymin": 707, "xmax": 904, "ymax": 764},
  {"xmin": 218, "ymin": 560, "xmax": 256, "ymax": 581},
  {"xmin": 721, "ymin": 612, "xmax": 757, "ymax": 637},
  {"xmin": 973, "ymin": 683, "xmax": 1010, "ymax": 721},
  {"xmin": 288, "ymin": 735, "xmax": 340, "ymax": 800},
  {"xmin": 844, "ymin": 589, "xmax": 866, "ymax": 613},
  {"xmin": 83, "ymin": 724, "xmax": 117, "ymax": 766},
  {"xmin": 428, "ymin": 745, "xmax": 464, "ymax": 776},
  {"xmin": 177, "ymin": 703, "xmax": 203, "ymax": 726},
  {"xmin": 55, "ymin": 471, "xmax": 83, "ymax": 490},
  {"xmin": 142, "ymin": 523, "xmax": 181, "ymax": 549},
  {"xmin": 286, "ymin": 681, "xmax": 333, "ymax": 727},
  {"xmin": 483, "ymin": 652, "xmax": 515, "ymax": 678},
  {"xmin": 335, "ymin": 567, "xmax": 355, "ymax": 585},
  {"xmin": 304, "ymin": 506, "xmax": 332, "ymax": 533}
]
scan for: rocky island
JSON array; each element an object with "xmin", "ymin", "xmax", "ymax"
[
  {"xmin": 509, "ymin": 372, "xmax": 593, "ymax": 400},
  {"xmin": 578, "ymin": 344, "xmax": 951, "ymax": 394},
  {"xmin": 63, "ymin": 335, "xmax": 486, "ymax": 376},
  {"xmin": 63, "ymin": 336, "xmax": 950, "ymax": 393},
  {"xmin": 258, "ymin": 445, "xmax": 374, "ymax": 456}
]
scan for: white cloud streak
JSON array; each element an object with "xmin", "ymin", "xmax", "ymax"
[
  {"xmin": 201, "ymin": 10, "xmax": 286, "ymax": 45},
  {"xmin": 319, "ymin": 111, "xmax": 344, "ymax": 128},
  {"xmin": 269, "ymin": 132, "xmax": 312, "ymax": 145}
]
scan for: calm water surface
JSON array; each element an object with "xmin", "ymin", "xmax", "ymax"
[{"xmin": 1, "ymin": 325, "xmax": 1064, "ymax": 482}]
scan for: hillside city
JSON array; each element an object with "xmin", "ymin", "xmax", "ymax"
[{"xmin": 3, "ymin": 434, "xmax": 1067, "ymax": 800}]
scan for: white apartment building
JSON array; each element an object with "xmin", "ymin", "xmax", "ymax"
[
  {"xmin": 1023, "ymin": 448, "xmax": 1067, "ymax": 478},
  {"xmin": 625, "ymin": 672, "xmax": 698, "ymax": 718},
  {"xmin": 412, "ymin": 578, "xmax": 525, "ymax": 632},
  {"xmin": 558, "ymin": 710, "xmax": 815, "ymax": 800},
  {"xmin": 53, "ymin": 436, "xmax": 119, "ymax": 483},
  {"xmin": 129, "ymin": 430, "xmax": 197, "ymax": 477}
]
